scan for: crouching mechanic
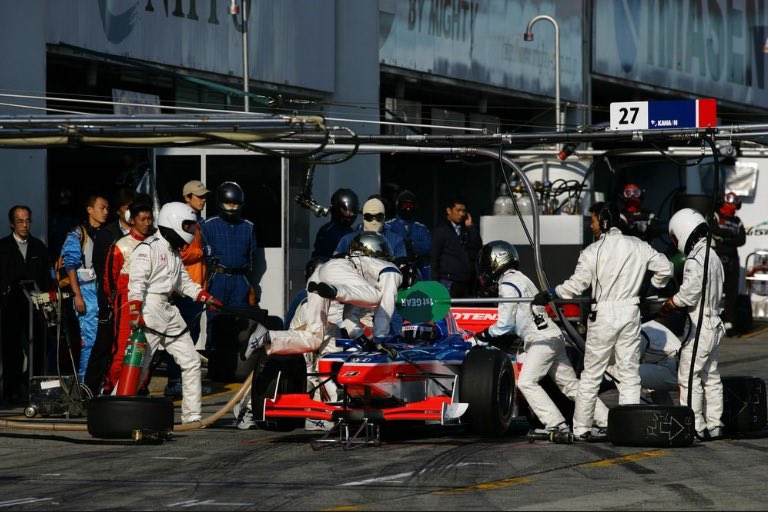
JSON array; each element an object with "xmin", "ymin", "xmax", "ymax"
[
  {"xmin": 246, "ymin": 232, "xmax": 402, "ymax": 358},
  {"xmin": 128, "ymin": 202, "xmax": 222, "ymax": 424},
  {"xmin": 534, "ymin": 202, "xmax": 673, "ymax": 440},
  {"xmin": 473, "ymin": 241, "xmax": 609, "ymax": 437},
  {"xmin": 663, "ymin": 208, "xmax": 725, "ymax": 440}
]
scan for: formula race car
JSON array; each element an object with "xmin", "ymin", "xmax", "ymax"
[{"xmin": 252, "ymin": 317, "xmax": 518, "ymax": 439}]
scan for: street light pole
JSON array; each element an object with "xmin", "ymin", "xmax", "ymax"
[
  {"xmin": 230, "ymin": 0, "xmax": 250, "ymax": 112},
  {"xmin": 524, "ymin": 15, "xmax": 560, "ymax": 132}
]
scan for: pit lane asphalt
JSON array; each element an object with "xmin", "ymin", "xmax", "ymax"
[{"xmin": 1, "ymin": 325, "xmax": 768, "ymax": 511}]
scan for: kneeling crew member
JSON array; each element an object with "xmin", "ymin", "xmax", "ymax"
[
  {"xmin": 128, "ymin": 202, "xmax": 222, "ymax": 424},
  {"xmin": 663, "ymin": 208, "xmax": 725, "ymax": 439},
  {"xmin": 475, "ymin": 241, "xmax": 609, "ymax": 435},
  {"xmin": 535, "ymin": 202, "xmax": 673, "ymax": 440},
  {"xmin": 246, "ymin": 233, "xmax": 402, "ymax": 357}
]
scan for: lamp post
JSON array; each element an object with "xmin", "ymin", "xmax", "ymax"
[
  {"xmin": 524, "ymin": 15, "xmax": 561, "ymax": 132},
  {"xmin": 230, "ymin": 0, "xmax": 250, "ymax": 112}
]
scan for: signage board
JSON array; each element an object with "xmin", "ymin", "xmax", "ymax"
[{"xmin": 610, "ymin": 99, "xmax": 717, "ymax": 131}]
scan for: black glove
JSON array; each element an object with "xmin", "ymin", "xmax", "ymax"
[
  {"xmin": 532, "ymin": 290, "xmax": 552, "ymax": 307},
  {"xmin": 474, "ymin": 328, "xmax": 493, "ymax": 344},
  {"xmin": 307, "ymin": 281, "xmax": 337, "ymax": 299}
]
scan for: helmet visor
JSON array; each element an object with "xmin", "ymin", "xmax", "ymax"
[
  {"xmin": 181, "ymin": 220, "xmax": 198, "ymax": 235},
  {"xmin": 724, "ymin": 193, "xmax": 739, "ymax": 204},
  {"xmin": 623, "ymin": 188, "xmax": 641, "ymax": 199}
]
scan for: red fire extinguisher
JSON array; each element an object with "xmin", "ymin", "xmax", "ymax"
[{"xmin": 116, "ymin": 328, "xmax": 148, "ymax": 395}]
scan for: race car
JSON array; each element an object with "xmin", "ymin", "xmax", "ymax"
[{"xmin": 252, "ymin": 317, "xmax": 518, "ymax": 437}]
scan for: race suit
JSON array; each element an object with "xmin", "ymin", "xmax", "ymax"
[
  {"xmin": 266, "ymin": 257, "xmax": 402, "ymax": 356},
  {"xmin": 669, "ymin": 238, "xmax": 725, "ymax": 433},
  {"xmin": 619, "ymin": 209, "xmax": 660, "ymax": 243},
  {"xmin": 334, "ymin": 224, "xmax": 407, "ymax": 259},
  {"xmin": 102, "ymin": 230, "xmax": 145, "ymax": 393},
  {"xmin": 386, "ymin": 216, "xmax": 431, "ymax": 261},
  {"xmin": 555, "ymin": 227, "xmax": 673, "ymax": 436},
  {"xmin": 748, "ymin": 265, "xmax": 768, "ymax": 319},
  {"xmin": 486, "ymin": 269, "xmax": 608, "ymax": 430},
  {"xmin": 128, "ymin": 234, "xmax": 206, "ymax": 423},
  {"xmin": 202, "ymin": 216, "xmax": 257, "ymax": 348},
  {"xmin": 61, "ymin": 225, "xmax": 99, "ymax": 379},
  {"xmin": 711, "ymin": 211, "xmax": 746, "ymax": 326}
]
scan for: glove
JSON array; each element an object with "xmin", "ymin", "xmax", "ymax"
[
  {"xmin": 196, "ymin": 290, "xmax": 223, "ymax": 311},
  {"xmin": 474, "ymin": 328, "xmax": 492, "ymax": 345},
  {"xmin": 658, "ymin": 298, "xmax": 680, "ymax": 317},
  {"xmin": 531, "ymin": 290, "xmax": 553, "ymax": 307},
  {"xmin": 374, "ymin": 337, "xmax": 398, "ymax": 359},
  {"xmin": 307, "ymin": 281, "xmax": 337, "ymax": 299},
  {"xmin": 128, "ymin": 300, "xmax": 145, "ymax": 331}
]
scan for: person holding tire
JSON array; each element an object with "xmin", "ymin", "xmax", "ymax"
[
  {"xmin": 534, "ymin": 202, "xmax": 673, "ymax": 441},
  {"xmin": 128, "ymin": 202, "xmax": 222, "ymax": 424},
  {"xmin": 474, "ymin": 241, "xmax": 609, "ymax": 437},
  {"xmin": 663, "ymin": 208, "xmax": 725, "ymax": 440}
]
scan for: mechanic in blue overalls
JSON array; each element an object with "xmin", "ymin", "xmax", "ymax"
[
  {"xmin": 386, "ymin": 190, "xmax": 431, "ymax": 278},
  {"xmin": 334, "ymin": 197, "xmax": 407, "ymax": 259},
  {"xmin": 312, "ymin": 188, "xmax": 359, "ymax": 259},
  {"xmin": 202, "ymin": 182, "xmax": 257, "ymax": 349}
]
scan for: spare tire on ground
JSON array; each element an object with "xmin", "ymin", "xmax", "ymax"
[
  {"xmin": 87, "ymin": 396, "xmax": 174, "ymax": 439},
  {"xmin": 722, "ymin": 376, "xmax": 767, "ymax": 434},
  {"xmin": 608, "ymin": 405, "xmax": 694, "ymax": 448},
  {"xmin": 251, "ymin": 354, "xmax": 307, "ymax": 431},
  {"xmin": 459, "ymin": 347, "xmax": 515, "ymax": 436}
]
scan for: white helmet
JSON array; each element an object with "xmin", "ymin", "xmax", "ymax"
[
  {"xmin": 669, "ymin": 208, "xmax": 708, "ymax": 254},
  {"xmin": 158, "ymin": 202, "xmax": 197, "ymax": 245}
]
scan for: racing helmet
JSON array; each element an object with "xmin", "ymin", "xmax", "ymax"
[
  {"xmin": 669, "ymin": 208, "xmax": 708, "ymax": 255},
  {"xmin": 401, "ymin": 321, "xmax": 438, "ymax": 344},
  {"xmin": 216, "ymin": 181, "xmax": 244, "ymax": 222},
  {"xmin": 330, "ymin": 188, "xmax": 359, "ymax": 227},
  {"xmin": 348, "ymin": 232, "xmax": 392, "ymax": 260},
  {"xmin": 476, "ymin": 241, "xmax": 519, "ymax": 287},
  {"xmin": 394, "ymin": 257, "xmax": 421, "ymax": 290},
  {"xmin": 396, "ymin": 190, "xmax": 417, "ymax": 221},
  {"xmin": 158, "ymin": 202, "xmax": 197, "ymax": 247}
]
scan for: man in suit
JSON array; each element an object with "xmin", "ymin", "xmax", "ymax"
[
  {"xmin": 429, "ymin": 196, "xmax": 482, "ymax": 298},
  {"xmin": 0, "ymin": 205, "xmax": 54, "ymax": 402}
]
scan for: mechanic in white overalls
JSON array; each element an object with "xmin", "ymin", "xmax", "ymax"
[
  {"xmin": 245, "ymin": 232, "xmax": 402, "ymax": 358},
  {"xmin": 474, "ymin": 241, "xmax": 609, "ymax": 435},
  {"xmin": 534, "ymin": 202, "xmax": 673, "ymax": 440},
  {"xmin": 128, "ymin": 202, "xmax": 222, "ymax": 424},
  {"xmin": 662, "ymin": 208, "xmax": 725, "ymax": 440}
]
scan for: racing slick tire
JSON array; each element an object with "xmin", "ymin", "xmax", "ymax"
[
  {"xmin": 459, "ymin": 347, "xmax": 515, "ymax": 436},
  {"xmin": 87, "ymin": 396, "xmax": 174, "ymax": 439},
  {"xmin": 722, "ymin": 376, "xmax": 767, "ymax": 434},
  {"xmin": 251, "ymin": 354, "xmax": 307, "ymax": 431},
  {"xmin": 607, "ymin": 405, "xmax": 694, "ymax": 448}
]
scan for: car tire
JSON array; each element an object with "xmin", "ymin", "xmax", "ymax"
[
  {"xmin": 459, "ymin": 347, "xmax": 515, "ymax": 436},
  {"xmin": 608, "ymin": 404, "xmax": 695, "ymax": 447},
  {"xmin": 722, "ymin": 376, "xmax": 767, "ymax": 434},
  {"xmin": 251, "ymin": 354, "xmax": 307, "ymax": 431},
  {"xmin": 87, "ymin": 396, "xmax": 174, "ymax": 439}
]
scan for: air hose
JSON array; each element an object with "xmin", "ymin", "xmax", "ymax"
[{"xmin": 0, "ymin": 372, "xmax": 253, "ymax": 434}]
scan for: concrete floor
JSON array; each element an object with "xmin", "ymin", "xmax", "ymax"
[{"xmin": 1, "ymin": 324, "xmax": 767, "ymax": 510}]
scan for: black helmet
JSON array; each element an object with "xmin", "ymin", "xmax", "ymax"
[
  {"xmin": 394, "ymin": 257, "xmax": 421, "ymax": 290},
  {"xmin": 217, "ymin": 181, "xmax": 244, "ymax": 222},
  {"xmin": 477, "ymin": 241, "xmax": 519, "ymax": 287},
  {"xmin": 348, "ymin": 232, "xmax": 391, "ymax": 260},
  {"xmin": 330, "ymin": 188, "xmax": 359, "ymax": 227},
  {"xmin": 401, "ymin": 322, "xmax": 438, "ymax": 344},
  {"xmin": 396, "ymin": 190, "xmax": 417, "ymax": 221}
]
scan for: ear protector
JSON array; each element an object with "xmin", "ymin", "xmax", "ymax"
[
  {"xmin": 124, "ymin": 209, "xmax": 132, "ymax": 223},
  {"xmin": 599, "ymin": 207, "xmax": 613, "ymax": 232}
]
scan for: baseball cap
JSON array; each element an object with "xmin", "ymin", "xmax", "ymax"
[{"xmin": 183, "ymin": 180, "xmax": 210, "ymax": 197}]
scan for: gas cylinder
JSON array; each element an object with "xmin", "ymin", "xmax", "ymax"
[{"xmin": 116, "ymin": 328, "xmax": 148, "ymax": 396}]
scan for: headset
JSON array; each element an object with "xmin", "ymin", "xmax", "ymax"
[{"xmin": 598, "ymin": 206, "xmax": 614, "ymax": 232}]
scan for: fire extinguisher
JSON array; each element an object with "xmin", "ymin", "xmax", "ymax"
[{"xmin": 116, "ymin": 328, "xmax": 148, "ymax": 396}]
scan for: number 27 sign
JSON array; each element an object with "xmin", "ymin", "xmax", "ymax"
[{"xmin": 610, "ymin": 99, "xmax": 716, "ymax": 131}]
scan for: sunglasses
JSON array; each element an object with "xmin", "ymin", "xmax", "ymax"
[
  {"xmin": 363, "ymin": 213, "xmax": 385, "ymax": 222},
  {"xmin": 623, "ymin": 188, "xmax": 642, "ymax": 198}
]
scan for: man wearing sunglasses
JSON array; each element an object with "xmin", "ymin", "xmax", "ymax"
[
  {"xmin": 333, "ymin": 197, "xmax": 406, "ymax": 259},
  {"xmin": 618, "ymin": 184, "xmax": 660, "ymax": 243},
  {"xmin": 711, "ymin": 191, "xmax": 746, "ymax": 336}
]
